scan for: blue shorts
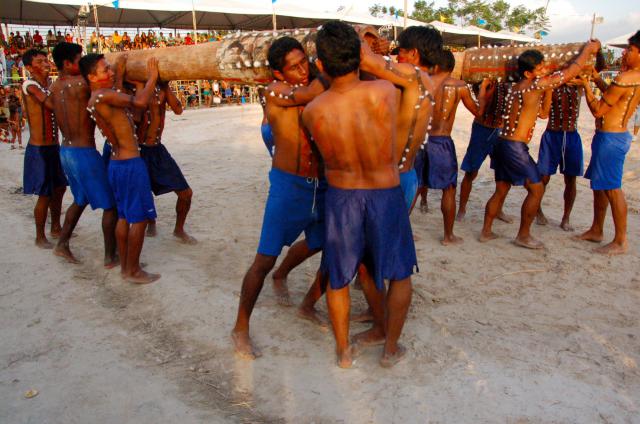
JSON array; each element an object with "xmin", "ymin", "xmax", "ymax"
[
  {"xmin": 413, "ymin": 148, "xmax": 427, "ymax": 187},
  {"xmin": 584, "ymin": 131, "xmax": 632, "ymax": 190},
  {"xmin": 139, "ymin": 144, "xmax": 189, "ymax": 196},
  {"xmin": 321, "ymin": 185, "xmax": 417, "ymax": 291},
  {"xmin": 425, "ymin": 135, "xmax": 458, "ymax": 189},
  {"xmin": 102, "ymin": 141, "xmax": 112, "ymax": 168},
  {"xmin": 461, "ymin": 121, "xmax": 500, "ymax": 173},
  {"xmin": 23, "ymin": 144, "xmax": 68, "ymax": 196},
  {"xmin": 399, "ymin": 169, "xmax": 418, "ymax": 211},
  {"xmin": 257, "ymin": 168, "xmax": 326, "ymax": 257},
  {"xmin": 261, "ymin": 123, "xmax": 274, "ymax": 157},
  {"xmin": 108, "ymin": 157, "xmax": 157, "ymax": 223},
  {"xmin": 491, "ymin": 138, "xmax": 541, "ymax": 186},
  {"xmin": 537, "ymin": 130, "xmax": 584, "ymax": 177},
  {"xmin": 60, "ymin": 146, "xmax": 115, "ymax": 210}
]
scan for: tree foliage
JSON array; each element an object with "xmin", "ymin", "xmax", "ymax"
[{"xmin": 369, "ymin": 3, "xmax": 404, "ymax": 18}]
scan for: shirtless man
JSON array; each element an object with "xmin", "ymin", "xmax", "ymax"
[
  {"xmin": 231, "ymin": 37, "xmax": 329, "ymax": 359},
  {"xmin": 304, "ymin": 21, "xmax": 417, "ymax": 368},
  {"xmin": 426, "ymin": 49, "xmax": 487, "ymax": 244},
  {"xmin": 257, "ymin": 87, "xmax": 274, "ymax": 156},
  {"xmin": 47, "ymin": 42, "xmax": 118, "ymax": 267},
  {"xmin": 457, "ymin": 80, "xmax": 512, "ymax": 222},
  {"xmin": 575, "ymin": 30, "xmax": 640, "ymax": 255},
  {"xmin": 480, "ymin": 41, "xmax": 601, "ymax": 248},
  {"xmin": 8, "ymin": 87, "xmax": 23, "ymax": 149},
  {"xmin": 21, "ymin": 49, "xmax": 67, "ymax": 248},
  {"xmin": 134, "ymin": 81, "xmax": 196, "ymax": 244},
  {"xmin": 80, "ymin": 53, "xmax": 161, "ymax": 283}
]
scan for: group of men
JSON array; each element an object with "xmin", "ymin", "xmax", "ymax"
[
  {"xmin": 20, "ymin": 42, "xmax": 196, "ymax": 284},
  {"xmin": 234, "ymin": 23, "xmax": 640, "ymax": 369},
  {"xmin": 16, "ymin": 24, "xmax": 640, "ymax": 369}
]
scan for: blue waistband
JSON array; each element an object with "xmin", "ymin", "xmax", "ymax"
[
  {"xmin": 109, "ymin": 156, "xmax": 144, "ymax": 166},
  {"xmin": 428, "ymin": 135, "xmax": 453, "ymax": 143}
]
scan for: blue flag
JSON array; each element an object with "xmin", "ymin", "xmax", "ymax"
[
  {"xmin": 112, "ymin": 0, "xmax": 119, "ymax": 9},
  {"xmin": 272, "ymin": 0, "xmax": 276, "ymax": 3}
]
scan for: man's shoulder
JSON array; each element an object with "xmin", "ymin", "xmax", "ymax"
[{"xmin": 614, "ymin": 70, "xmax": 640, "ymax": 86}]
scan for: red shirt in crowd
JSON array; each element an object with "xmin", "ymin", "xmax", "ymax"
[
  {"xmin": 33, "ymin": 33, "xmax": 43, "ymax": 45},
  {"xmin": 185, "ymin": 35, "xmax": 194, "ymax": 45}
]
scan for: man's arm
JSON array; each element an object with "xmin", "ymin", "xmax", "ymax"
[
  {"xmin": 163, "ymin": 82, "xmax": 183, "ymax": 115},
  {"xmin": 100, "ymin": 58, "xmax": 159, "ymax": 109},
  {"xmin": 113, "ymin": 54, "xmax": 127, "ymax": 91},
  {"xmin": 266, "ymin": 76, "xmax": 327, "ymax": 108},
  {"xmin": 24, "ymin": 83, "xmax": 48, "ymax": 104},
  {"xmin": 359, "ymin": 41, "xmax": 417, "ymax": 90},
  {"xmin": 590, "ymin": 67, "xmax": 609, "ymax": 92},
  {"xmin": 539, "ymin": 89, "xmax": 553, "ymax": 119},
  {"xmin": 580, "ymin": 74, "xmax": 626, "ymax": 118},
  {"xmin": 459, "ymin": 83, "xmax": 481, "ymax": 117},
  {"xmin": 534, "ymin": 40, "xmax": 601, "ymax": 91}
]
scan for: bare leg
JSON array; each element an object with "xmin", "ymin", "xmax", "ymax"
[
  {"xmin": 49, "ymin": 186, "xmax": 66, "ymax": 238},
  {"xmin": 53, "ymin": 202, "xmax": 86, "ymax": 263},
  {"xmin": 146, "ymin": 219, "xmax": 157, "ymax": 237},
  {"xmin": 115, "ymin": 219, "xmax": 129, "ymax": 276},
  {"xmin": 125, "ymin": 221, "xmax": 160, "ymax": 284},
  {"xmin": 173, "ymin": 188, "xmax": 197, "ymax": 244},
  {"xmin": 480, "ymin": 181, "xmax": 510, "ymax": 242},
  {"xmin": 560, "ymin": 175, "xmax": 577, "ymax": 231},
  {"xmin": 514, "ymin": 180, "xmax": 545, "ymax": 249},
  {"xmin": 536, "ymin": 175, "xmax": 551, "ymax": 226},
  {"xmin": 457, "ymin": 171, "xmax": 477, "ymax": 221},
  {"xmin": 326, "ymin": 283, "xmax": 352, "ymax": 368},
  {"xmin": 34, "ymin": 195, "xmax": 53, "ymax": 248},
  {"xmin": 297, "ymin": 269, "xmax": 329, "ymax": 329},
  {"xmin": 380, "ymin": 277, "xmax": 412, "ymax": 368},
  {"xmin": 576, "ymin": 190, "xmax": 608, "ymax": 242},
  {"xmin": 351, "ymin": 264, "xmax": 386, "ymax": 355},
  {"xmin": 271, "ymin": 240, "xmax": 320, "ymax": 306},
  {"xmin": 232, "ymin": 254, "xmax": 277, "ymax": 359},
  {"xmin": 102, "ymin": 208, "xmax": 119, "ymax": 268},
  {"xmin": 441, "ymin": 185, "xmax": 463, "ymax": 245},
  {"xmin": 419, "ymin": 187, "xmax": 429, "ymax": 213},
  {"xmin": 594, "ymin": 189, "xmax": 628, "ymax": 255}
]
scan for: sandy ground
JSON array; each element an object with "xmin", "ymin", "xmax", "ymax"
[{"xmin": 1, "ymin": 102, "xmax": 639, "ymax": 424}]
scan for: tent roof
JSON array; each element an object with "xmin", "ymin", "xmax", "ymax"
[{"xmin": 605, "ymin": 32, "xmax": 632, "ymax": 48}]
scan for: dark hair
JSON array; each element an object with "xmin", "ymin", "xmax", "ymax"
[
  {"xmin": 398, "ymin": 26, "xmax": 443, "ymax": 67},
  {"xmin": 79, "ymin": 53, "xmax": 104, "ymax": 82},
  {"xmin": 52, "ymin": 42, "xmax": 83, "ymax": 70},
  {"xmin": 437, "ymin": 49, "xmax": 455, "ymax": 72},
  {"xmin": 316, "ymin": 21, "xmax": 360, "ymax": 78},
  {"xmin": 267, "ymin": 37, "xmax": 305, "ymax": 73},
  {"xmin": 22, "ymin": 49, "xmax": 46, "ymax": 66},
  {"xmin": 517, "ymin": 50, "xmax": 544, "ymax": 78},
  {"xmin": 629, "ymin": 30, "xmax": 640, "ymax": 50}
]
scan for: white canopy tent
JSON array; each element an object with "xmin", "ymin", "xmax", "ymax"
[{"xmin": 605, "ymin": 32, "xmax": 633, "ymax": 49}]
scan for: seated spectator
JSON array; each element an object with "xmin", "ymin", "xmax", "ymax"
[
  {"xmin": 46, "ymin": 30, "xmax": 56, "ymax": 47},
  {"xmin": 185, "ymin": 33, "xmax": 194, "ymax": 45},
  {"xmin": 65, "ymin": 33, "xmax": 73, "ymax": 43},
  {"xmin": 112, "ymin": 30, "xmax": 122, "ymax": 49},
  {"xmin": 56, "ymin": 31, "xmax": 64, "ymax": 43},
  {"xmin": 33, "ymin": 30, "xmax": 43, "ymax": 47},
  {"xmin": 24, "ymin": 32, "xmax": 33, "ymax": 48}
]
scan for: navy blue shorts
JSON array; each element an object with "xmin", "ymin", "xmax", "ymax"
[
  {"xmin": 461, "ymin": 121, "xmax": 500, "ymax": 173},
  {"xmin": 585, "ymin": 131, "xmax": 632, "ymax": 190},
  {"xmin": 399, "ymin": 169, "xmax": 418, "ymax": 211},
  {"xmin": 261, "ymin": 123, "xmax": 274, "ymax": 157},
  {"xmin": 140, "ymin": 144, "xmax": 189, "ymax": 196},
  {"xmin": 108, "ymin": 157, "xmax": 157, "ymax": 224},
  {"xmin": 491, "ymin": 138, "xmax": 541, "ymax": 186},
  {"xmin": 60, "ymin": 146, "xmax": 115, "ymax": 210},
  {"xmin": 23, "ymin": 144, "xmax": 68, "ymax": 196},
  {"xmin": 102, "ymin": 141, "xmax": 112, "ymax": 168},
  {"xmin": 537, "ymin": 130, "xmax": 584, "ymax": 177},
  {"xmin": 413, "ymin": 148, "xmax": 427, "ymax": 187},
  {"xmin": 257, "ymin": 168, "xmax": 326, "ymax": 257},
  {"xmin": 321, "ymin": 185, "xmax": 417, "ymax": 291},
  {"xmin": 425, "ymin": 135, "xmax": 458, "ymax": 189}
]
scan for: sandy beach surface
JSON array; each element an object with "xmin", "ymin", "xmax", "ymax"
[{"xmin": 1, "ymin": 102, "xmax": 639, "ymax": 424}]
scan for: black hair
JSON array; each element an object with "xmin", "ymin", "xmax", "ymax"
[
  {"xmin": 267, "ymin": 37, "xmax": 305, "ymax": 73},
  {"xmin": 316, "ymin": 21, "xmax": 360, "ymax": 78},
  {"xmin": 517, "ymin": 50, "xmax": 544, "ymax": 78},
  {"xmin": 52, "ymin": 42, "xmax": 83, "ymax": 71},
  {"xmin": 398, "ymin": 26, "xmax": 443, "ymax": 68},
  {"xmin": 629, "ymin": 30, "xmax": 640, "ymax": 50},
  {"xmin": 79, "ymin": 53, "xmax": 104, "ymax": 82},
  {"xmin": 437, "ymin": 49, "xmax": 455, "ymax": 72},
  {"xmin": 22, "ymin": 49, "xmax": 46, "ymax": 66}
]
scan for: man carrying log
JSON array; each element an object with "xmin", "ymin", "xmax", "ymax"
[{"xmin": 575, "ymin": 30, "xmax": 640, "ymax": 255}]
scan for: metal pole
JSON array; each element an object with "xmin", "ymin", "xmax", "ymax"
[
  {"xmin": 403, "ymin": 0, "xmax": 407, "ymax": 29},
  {"xmin": 272, "ymin": 2, "xmax": 277, "ymax": 31},
  {"xmin": 191, "ymin": 0, "xmax": 198, "ymax": 45},
  {"xmin": 589, "ymin": 13, "xmax": 596, "ymax": 39}
]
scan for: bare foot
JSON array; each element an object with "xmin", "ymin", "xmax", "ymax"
[
  {"xmin": 104, "ymin": 255, "xmax": 120, "ymax": 269},
  {"xmin": 231, "ymin": 330, "xmax": 262, "ymax": 359},
  {"xmin": 272, "ymin": 277, "xmax": 293, "ymax": 307},
  {"xmin": 53, "ymin": 245, "xmax": 81, "ymax": 264},
  {"xmin": 441, "ymin": 235, "xmax": 464, "ymax": 246},
  {"xmin": 380, "ymin": 344, "xmax": 407, "ymax": 368},
  {"xmin": 336, "ymin": 346, "xmax": 354, "ymax": 369},
  {"xmin": 420, "ymin": 202, "xmax": 428, "ymax": 214},
  {"xmin": 173, "ymin": 230, "xmax": 198, "ymax": 245},
  {"xmin": 350, "ymin": 309, "xmax": 374, "ymax": 323},
  {"xmin": 573, "ymin": 229, "xmax": 603, "ymax": 243},
  {"xmin": 50, "ymin": 228, "xmax": 62, "ymax": 239},
  {"xmin": 535, "ymin": 211, "xmax": 548, "ymax": 226},
  {"xmin": 456, "ymin": 210, "xmax": 466, "ymax": 222},
  {"xmin": 351, "ymin": 328, "xmax": 385, "ymax": 357},
  {"xmin": 35, "ymin": 238, "xmax": 54, "ymax": 249},
  {"xmin": 478, "ymin": 232, "xmax": 499, "ymax": 243},
  {"xmin": 514, "ymin": 236, "xmax": 544, "ymax": 250},
  {"xmin": 125, "ymin": 269, "xmax": 161, "ymax": 284},
  {"xmin": 560, "ymin": 219, "xmax": 574, "ymax": 232},
  {"xmin": 594, "ymin": 241, "xmax": 627, "ymax": 256},
  {"xmin": 146, "ymin": 225, "xmax": 157, "ymax": 237},
  {"xmin": 497, "ymin": 212, "xmax": 514, "ymax": 224},
  {"xmin": 296, "ymin": 307, "xmax": 329, "ymax": 330}
]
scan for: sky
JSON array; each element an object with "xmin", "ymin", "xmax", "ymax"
[{"xmin": 296, "ymin": 0, "xmax": 640, "ymax": 44}]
